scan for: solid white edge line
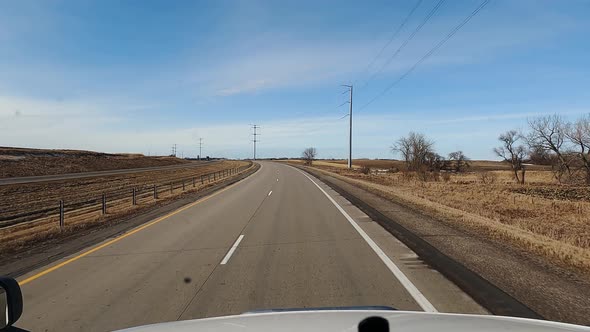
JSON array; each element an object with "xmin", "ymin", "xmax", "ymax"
[
  {"xmin": 220, "ymin": 234, "xmax": 245, "ymax": 265},
  {"xmin": 295, "ymin": 168, "xmax": 438, "ymax": 313},
  {"xmin": 268, "ymin": 190, "xmax": 273, "ymax": 196}
]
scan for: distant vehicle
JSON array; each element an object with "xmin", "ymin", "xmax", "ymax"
[{"xmin": 1, "ymin": 277, "xmax": 588, "ymax": 332}]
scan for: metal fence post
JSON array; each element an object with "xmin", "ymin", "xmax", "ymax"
[
  {"xmin": 201, "ymin": 175, "xmax": 204, "ymax": 184},
  {"xmin": 132, "ymin": 188, "xmax": 137, "ymax": 205},
  {"xmin": 59, "ymin": 200, "xmax": 64, "ymax": 229},
  {"xmin": 193, "ymin": 177, "xmax": 196, "ymax": 187},
  {"xmin": 182, "ymin": 180, "xmax": 185, "ymax": 191},
  {"xmin": 214, "ymin": 172, "xmax": 216, "ymax": 180},
  {"xmin": 102, "ymin": 194, "xmax": 107, "ymax": 214},
  {"xmin": 154, "ymin": 185, "xmax": 158, "ymax": 199},
  {"xmin": 170, "ymin": 183, "xmax": 173, "ymax": 194}
]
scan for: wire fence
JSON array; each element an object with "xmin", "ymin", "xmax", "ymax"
[{"xmin": 0, "ymin": 162, "xmax": 253, "ymax": 229}]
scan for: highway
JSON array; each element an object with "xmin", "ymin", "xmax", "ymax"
[
  {"xmin": 0, "ymin": 160, "xmax": 219, "ymax": 186},
  {"xmin": 16, "ymin": 162, "xmax": 486, "ymax": 332}
]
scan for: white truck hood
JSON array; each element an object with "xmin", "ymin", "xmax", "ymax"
[{"xmin": 119, "ymin": 310, "xmax": 589, "ymax": 332}]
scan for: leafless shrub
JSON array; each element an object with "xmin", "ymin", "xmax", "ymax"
[
  {"xmin": 401, "ymin": 170, "xmax": 415, "ymax": 181},
  {"xmin": 478, "ymin": 172, "xmax": 497, "ymax": 185},
  {"xmin": 441, "ymin": 172, "xmax": 451, "ymax": 183},
  {"xmin": 448, "ymin": 151, "xmax": 470, "ymax": 172},
  {"xmin": 388, "ymin": 167, "xmax": 399, "ymax": 173},
  {"xmin": 430, "ymin": 171, "xmax": 440, "ymax": 182},
  {"xmin": 360, "ymin": 166, "xmax": 371, "ymax": 175},
  {"xmin": 415, "ymin": 167, "xmax": 428, "ymax": 182}
]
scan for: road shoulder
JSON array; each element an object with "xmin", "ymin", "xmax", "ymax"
[
  {"xmin": 297, "ymin": 165, "xmax": 590, "ymax": 326},
  {"xmin": 292, "ymin": 166, "xmax": 487, "ymax": 315}
]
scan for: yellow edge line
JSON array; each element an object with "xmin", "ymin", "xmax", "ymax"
[{"xmin": 19, "ymin": 166, "xmax": 258, "ymax": 286}]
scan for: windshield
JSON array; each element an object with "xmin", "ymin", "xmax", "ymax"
[{"xmin": 0, "ymin": 1, "xmax": 589, "ymax": 331}]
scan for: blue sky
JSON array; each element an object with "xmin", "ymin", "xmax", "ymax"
[{"xmin": 1, "ymin": 0, "xmax": 589, "ymax": 159}]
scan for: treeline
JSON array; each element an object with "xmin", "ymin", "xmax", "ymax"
[
  {"xmin": 495, "ymin": 114, "xmax": 590, "ymax": 185},
  {"xmin": 391, "ymin": 114, "xmax": 590, "ymax": 185},
  {"xmin": 392, "ymin": 132, "xmax": 470, "ymax": 180}
]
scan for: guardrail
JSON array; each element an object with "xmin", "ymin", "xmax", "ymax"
[{"xmin": 0, "ymin": 162, "xmax": 253, "ymax": 229}]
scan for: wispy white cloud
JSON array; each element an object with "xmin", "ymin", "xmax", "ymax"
[
  {"xmin": 194, "ymin": 42, "xmax": 380, "ymax": 97},
  {"xmin": 188, "ymin": 1, "xmax": 586, "ymax": 99}
]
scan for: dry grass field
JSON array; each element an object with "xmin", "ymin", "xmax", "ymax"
[
  {"xmin": 305, "ymin": 158, "xmax": 551, "ymax": 172},
  {"xmin": 288, "ymin": 159, "xmax": 590, "ymax": 275},
  {"xmin": 0, "ymin": 146, "xmax": 189, "ymax": 178},
  {"xmin": 0, "ymin": 160, "xmax": 253, "ymax": 253}
]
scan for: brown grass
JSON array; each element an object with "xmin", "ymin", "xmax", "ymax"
[
  {"xmin": 296, "ymin": 162, "xmax": 590, "ymax": 275},
  {"xmin": 289, "ymin": 159, "xmax": 552, "ymax": 172},
  {"xmin": 0, "ymin": 146, "xmax": 190, "ymax": 178},
  {"xmin": 0, "ymin": 161, "xmax": 253, "ymax": 253}
]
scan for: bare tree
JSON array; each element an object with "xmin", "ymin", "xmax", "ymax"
[
  {"xmin": 566, "ymin": 115, "xmax": 590, "ymax": 184},
  {"xmin": 392, "ymin": 135, "xmax": 412, "ymax": 165},
  {"xmin": 425, "ymin": 152, "xmax": 446, "ymax": 172},
  {"xmin": 302, "ymin": 147, "xmax": 317, "ymax": 166},
  {"xmin": 494, "ymin": 130, "xmax": 528, "ymax": 184},
  {"xmin": 527, "ymin": 115, "xmax": 571, "ymax": 181},
  {"xmin": 391, "ymin": 132, "xmax": 435, "ymax": 171},
  {"xmin": 528, "ymin": 144, "xmax": 553, "ymax": 165},
  {"xmin": 448, "ymin": 151, "xmax": 470, "ymax": 172}
]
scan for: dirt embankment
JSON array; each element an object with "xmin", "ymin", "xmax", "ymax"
[{"xmin": 0, "ymin": 146, "xmax": 189, "ymax": 178}]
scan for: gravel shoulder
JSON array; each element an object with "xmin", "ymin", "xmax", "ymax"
[{"xmin": 301, "ymin": 165, "xmax": 590, "ymax": 326}]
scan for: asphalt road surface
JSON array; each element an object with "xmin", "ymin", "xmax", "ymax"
[
  {"xmin": 16, "ymin": 162, "xmax": 486, "ymax": 332},
  {"xmin": 0, "ymin": 160, "xmax": 219, "ymax": 186}
]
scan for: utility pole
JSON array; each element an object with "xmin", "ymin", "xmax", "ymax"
[
  {"xmin": 171, "ymin": 144, "xmax": 177, "ymax": 157},
  {"xmin": 198, "ymin": 138, "xmax": 203, "ymax": 160},
  {"xmin": 342, "ymin": 84, "xmax": 353, "ymax": 169},
  {"xmin": 251, "ymin": 125, "xmax": 260, "ymax": 160}
]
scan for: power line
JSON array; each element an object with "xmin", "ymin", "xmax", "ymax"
[
  {"xmin": 359, "ymin": 0, "xmax": 491, "ymax": 112},
  {"xmin": 355, "ymin": 0, "xmax": 424, "ymax": 85},
  {"xmin": 359, "ymin": 0, "xmax": 446, "ymax": 90}
]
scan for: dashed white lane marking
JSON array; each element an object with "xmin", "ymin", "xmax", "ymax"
[
  {"xmin": 220, "ymin": 235, "xmax": 244, "ymax": 265},
  {"xmin": 277, "ymin": 178, "xmax": 279, "ymax": 182},
  {"xmin": 295, "ymin": 168, "xmax": 438, "ymax": 313},
  {"xmin": 268, "ymin": 190, "xmax": 273, "ymax": 196}
]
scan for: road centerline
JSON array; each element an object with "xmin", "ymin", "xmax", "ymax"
[{"xmin": 220, "ymin": 235, "xmax": 245, "ymax": 265}]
